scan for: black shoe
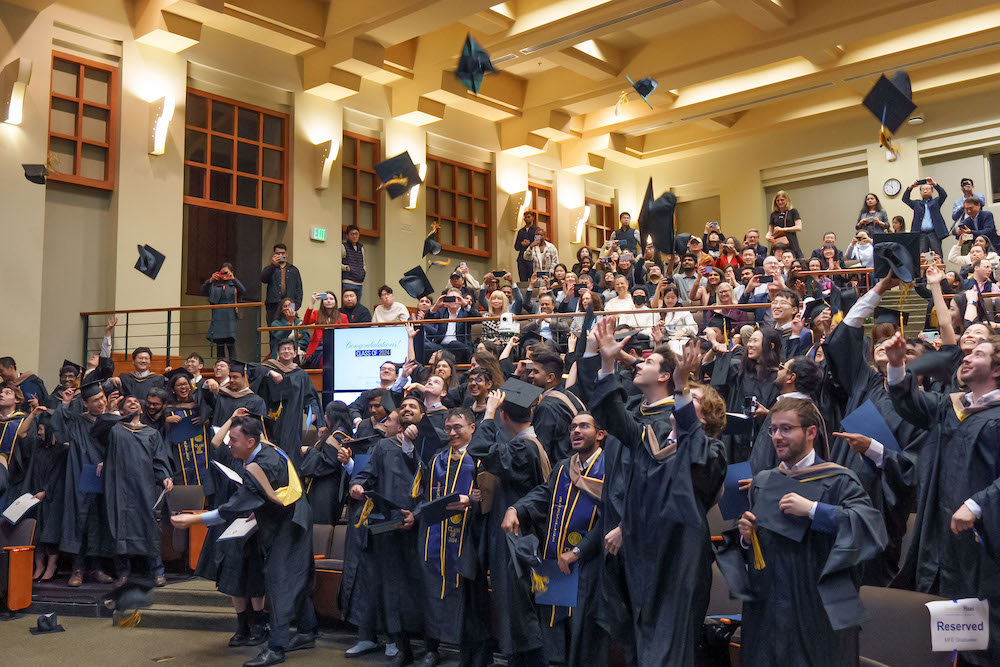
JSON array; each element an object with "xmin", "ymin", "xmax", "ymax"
[
  {"xmin": 243, "ymin": 648, "xmax": 285, "ymax": 667},
  {"xmin": 229, "ymin": 631, "xmax": 250, "ymax": 647},
  {"xmin": 247, "ymin": 622, "xmax": 269, "ymax": 647},
  {"xmin": 229, "ymin": 611, "xmax": 251, "ymax": 647},
  {"xmin": 286, "ymin": 632, "xmax": 316, "ymax": 652},
  {"xmin": 387, "ymin": 650, "xmax": 414, "ymax": 667},
  {"xmin": 420, "ymin": 650, "xmax": 440, "ymax": 667}
]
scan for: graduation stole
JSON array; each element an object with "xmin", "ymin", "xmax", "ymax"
[
  {"xmin": 305, "ymin": 430, "xmax": 350, "ymax": 493},
  {"xmin": 245, "ymin": 443, "xmax": 303, "ymax": 506},
  {"xmin": 170, "ymin": 406, "xmax": 209, "ymax": 487},
  {"xmin": 128, "ymin": 372, "xmax": 158, "ymax": 383},
  {"xmin": 0, "ymin": 411, "xmax": 26, "ymax": 459},
  {"xmin": 219, "ymin": 386, "xmax": 253, "ymax": 399},
  {"xmin": 639, "ymin": 395, "xmax": 674, "ymax": 418},
  {"xmin": 542, "ymin": 450, "xmax": 604, "ymax": 561},
  {"xmin": 423, "ymin": 447, "xmax": 477, "ymax": 598},
  {"xmin": 948, "ymin": 392, "xmax": 1000, "ymax": 422}
]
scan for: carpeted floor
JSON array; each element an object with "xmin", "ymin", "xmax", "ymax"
[{"xmin": 0, "ymin": 615, "xmax": 423, "ymax": 666}]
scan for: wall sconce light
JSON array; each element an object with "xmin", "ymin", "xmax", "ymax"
[
  {"xmin": 148, "ymin": 95, "xmax": 175, "ymax": 155},
  {"xmin": 1, "ymin": 58, "xmax": 32, "ymax": 125},
  {"xmin": 404, "ymin": 163, "xmax": 428, "ymax": 209},
  {"xmin": 512, "ymin": 190, "xmax": 532, "ymax": 228},
  {"xmin": 314, "ymin": 139, "xmax": 337, "ymax": 189},
  {"xmin": 573, "ymin": 205, "xmax": 591, "ymax": 243}
]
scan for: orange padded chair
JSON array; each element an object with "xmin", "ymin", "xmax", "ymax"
[{"xmin": 0, "ymin": 518, "xmax": 36, "ymax": 613}]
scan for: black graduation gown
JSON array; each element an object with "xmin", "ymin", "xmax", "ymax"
[
  {"xmin": 417, "ymin": 446, "xmax": 489, "ymax": 646},
  {"xmin": 514, "ymin": 454, "xmax": 607, "ymax": 667},
  {"xmin": 350, "ymin": 436, "xmax": 426, "ymax": 637},
  {"xmin": 297, "ymin": 433, "xmax": 348, "ymax": 525},
  {"xmin": 0, "ymin": 410, "xmax": 32, "ymax": 502},
  {"xmin": 256, "ymin": 363, "xmax": 320, "ymax": 459},
  {"xmin": 214, "ymin": 444, "xmax": 314, "ymax": 648},
  {"xmin": 466, "ymin": 418, "xmax": 547, "ymax": 656},
  {"xmin": 118, "ymin": 372, "xmax": 165, "ymax": 401},
  {"xmin": 888, "ymin": 372, "xmax": 1000, "ymax": 666},
  {"xmin": 823, "ymin": 322, "xmax": 922, "ymax": 585},
  {"xmin": 25, "ymin": 438, "xmax": 69, "ymax": 546},
  {"xmin": 740, "ymin": 464, "xmax": 888, "ymax": 667},
  {"xmin": 588, "ymin": 372, "xmax": 727, "ymax": 667},
  {"xmin": 706, "ymin": 347, "xmax": 779, "ymax": 463},
  {"xmin": 210, "ymin": 389, "xmax": 267, "ymax": 428},
  {"xmin": 531, "ymin": 388, "xmax": 585, "ymax": 463},
  {"xmin": 594, "ymin": 433, "xmax": 634, "ymax": 653},
  {"xmin": 338, "ymin": 438, "xmax": 385, "ymax": 633},
  {"xmin": 100, "ymin": 421, "xmax": 171, "ymax": 557},
  {"xmin": 51, "ymin": 406, "xmax": 112, "ymax": 556}
]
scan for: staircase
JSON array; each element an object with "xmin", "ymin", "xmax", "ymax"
[
  {"xmin": 137, "ymin": 578, "xmax": 234, "ymax": 632},
  {"xmin": 871, "ymin": 286, "xmax": 931, "ymax": 339}
]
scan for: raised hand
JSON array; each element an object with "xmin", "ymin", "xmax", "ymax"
[
  {"xmin": 833, "ymin": 431, "xmax": 872, "ymax": 454},
  {"xmin": 883, "ymin": 332, "xmax": 907, "ymax": 367}
]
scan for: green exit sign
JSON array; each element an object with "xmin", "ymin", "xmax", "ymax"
[{"xmin": 310, "ymin": 227, "xmax": 326, "ymax": 242}]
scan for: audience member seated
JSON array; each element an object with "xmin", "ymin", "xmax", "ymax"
[
  {"xmin": 953, "ymin": 196, "xmax": 998, "ymax": 250},
  {"xmin": 951, "ymin": 176, "xmax": 987, "ymax": 220},
  {"xmin": 521, "ymin": 293, "xmax": 569, "ymax": 348},
  {"xmin": 743, "ymin": 228, "xmax": 768, "ymax": 262},
  {"xmin": 441, "ymin": 269, "xmax": 477, "ymax": 300},
  {"xmin": 715, "ymin": 236, "xmax": 743, "ymax": 270},
  {"xmin": 890, "ymin": 215, "xmax": 906, "ymax": 233},
  {"xmin": 423, "ymin": 289, "xmax": 480, "ymax": 363},
  {"xmin": 949, "ymin": 239, "xmax": 998, "ymax": 277},
  {"xmin": 302, "ymin": 291, "xmax": 348, "ymax": 368},
  {"xmin": 340, "ymin": 287, "xmax": 372, "ymax": 323},
  {"xmin": 268, "ymin": 298, "xmax": 307, "ymax": 359},
  {"xmin": 372, "ymin": 284, "xmax": 410, "ymax": 322}
]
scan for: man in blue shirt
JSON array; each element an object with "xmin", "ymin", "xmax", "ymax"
[
  {"xmin": 902, "ymin": 177, "xmax": 948, "ymax": 258},
  {"xmin": 951, "ymin": 177, "xmax": 987, "ymax": 221}
]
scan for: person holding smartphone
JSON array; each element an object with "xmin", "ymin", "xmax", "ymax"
[
  {"xmin": 902, "ymin": 177, "xmax": 949, "ymax": 257},
  {"xmin": 523, "ymin": 227, "xmax": 560, "ymax": 276}
]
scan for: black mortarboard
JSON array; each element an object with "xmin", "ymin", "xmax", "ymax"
[
  {"xmin": 23, "ymin": 164, "xmax": 47, "ymax": 184},
  {"xmin": 400, "ymin": 265, "xmax": 435, "ymax": 299},
  {"xmin": 423, "ymin": 229, "xmax": 442, "ymax": 257},
  {"xmin": 613, "ymin": 327, "xmax": 640, "ymax": 342},
  {"xmin": 831, "ymin": 286, "xmax": 858, "ymax": 319},
  {"xmin": 60, "ymin": 359, "xmax": 82, "ymax": 376},
  {"xmin": 365, "ymin": 490, "xmax": 403, "ymax": 515},
  {"xmin": 29, "ymin": 613, "xmax": 65, "ymax": 635},
  {"xmin": 873, "ymin": 306, "xmax": 910, "ymax": 328},
  {"xmin": 705, "ymin": 312, "xmax": 738, "ymax": 335},
  {"xmin": 873, "ymin": 233, "xmax": 919, "ymax": 283},
  {"xmin": 636, "ymin": 178, "xmax": 655, "ymax": 254},
  {"xmin": 375, "ymin": 151, "xmax": 422, "ymax": 200},
  {"xmin": 905, "ymin": 350, "xmax": 956, "ymax": 383},
  {"xmin": 109, "ymin": 581, "xmax": 154, "ymax": 613},
  {"xmin": 751, "ymin": 472, "xmax": 824, "ymax": 542},
  {"xmin": 164, "ymin": 367, "xmax": 194, "ymax": 384},
  {"xmin": 648, "ymin": 191, "xmax": 677, "ymax": 255},
  {"xmin": 499, "ymin": 377, "xmax": 544, "ymax": 410},
  {"xmin": 627, "ymin": 75, "xmax": 657, "ymax": 108},
  {"xmin": 228, "ymin": 359, "xmax": 248, "ymax": 376},
  {"xmin": 454, "ymin": 34, "xmax": 495, "ymax": 95},
  {"xmin": 518, "ymin": 330, "xmax": 544, "ymax": 351},
  {"xmin": 135, "ymin": 244, "xmax": 166, "ymax": 280},
  {"xmin": 802, "ymin": 298, "xmax": 832, "ymax": 322},
  {"xmin": 377, "ymin": 389, "xmax": 396, "ymax": 414},
  {"xmin": 415, "ymin": 493, "xmax": 462, "ymax": 524},
  {"xmin": 724, "ymin": 412, "xmax": 753, "ymax": 438},
  {"xmin": 505, "ymin": 531, "xmax": 541, "ymax": 579},
  {"xmin": 343, "ymin": 434, "xmax": 380, "ymax": 454},
  {"xmin": 674, "ymin": 233, "xmax": 692, "ymax": 255},
  {"xmin": 79, "ymin": 379, "xmax": 106, "ymax": 400},
  {"xmin": 862, "ymin": 71, "xmax": 916, "ymax": 134}
]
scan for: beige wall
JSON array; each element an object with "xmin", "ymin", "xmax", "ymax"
[
  {"xmin": 676, "ymin": 196, "xmax": 721, "ymax": 238},
  {"xmin": 764, "ymin": 171, "xmax": 869, "ymax": 253}
]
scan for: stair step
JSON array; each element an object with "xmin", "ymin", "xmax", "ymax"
[
  {"xmin": 151, "ymin": 586, "xmax": 232, "ymax": 609},
  {"xmin": 134, "ymin": 603, "xmax": 236, "ymax": 632}
]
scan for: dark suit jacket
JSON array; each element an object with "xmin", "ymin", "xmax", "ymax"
[
  {"xmin": 522, "ymin": 317, "xmax": 571, "ymax": 349},
  {"xmin": 424, "ymin": 307, "xmax": 480, "ymax": 347},
  {"xmin": 902, "ymin": 185, "xmax": 949, "ymax": 240},
  {"xmin": 956, "ymin": 210, "xmax": 998, "ymax": 249}
]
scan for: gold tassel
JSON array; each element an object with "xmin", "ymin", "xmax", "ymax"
[
  {"xmin": 614, "ymin": 90, "xmax": 630, "ymax": 116},
  {"xmin": 354, "ymin": 498, "xmax": 374, "ymax": 528},
  {"xmin": 750, "ymin": 529, "xmax": 766, "ymax": 570},
  {"xmin": 116, "ymin": 610, "xmax": 141, "ymax": 627},
  {"xmin": 531, "ymin": 569, "xmax": 550, "ymax": 594},
  {"xmin": 410, "ymin": 468, "xmax": 423, "ymax": 499}
]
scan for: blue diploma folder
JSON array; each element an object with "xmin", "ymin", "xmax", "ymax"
[
  {"xmin": 532, "ymin": 559, "xmax": 579, "ymax": 607},
  {"xmin": 839, "ymin": 399, "xmax": 900, "ymax": 452},
  {"xmin": 719, "ymin": 461, "xmax": 753, "ymax": 521},
  {"xmin": 80, "ymin": 464, "xmax": 104, "ymax": 495},
  {"xmin": 168, "ymin": 413, "xmax": 201, "ymax": 445}
]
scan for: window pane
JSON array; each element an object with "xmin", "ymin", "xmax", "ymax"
[
  {"xmin": 236, "ymin": 176, "xmax": 257, "ymax": 208},
  {"xmin": 359, "ymin": 202, "xmax": 375, "ymax": 231},
  {"xmin": 358, "ymin": 140, "xmax": 375, "ymax": 168},
  {"xmin": 237, "ymin": 108, "xmax": 259, "ymax": 141},
  {"xmin": 262, "ymin": 115, "xmax": 283, "ymax": 146},
  {"xmin": 262, "ymin": 181, "xmax": 282, "ymax": 212},
  {"xmin": 343, "ymin": 200, "xmax": 357, "ymax": 227},
  {"xmin": 81, "ymin": 67, "xmax": 110, "ymax": 105},
  {"xmin": 50, "ymin": 97, "xmax": 78, "ymax": 136},
  {"xmin": 473, "ymin": 172, "xmax": 486, "ymax": 197},
  {"xmin": 342, "ymin": 168, "xmax": 356, "ymax": 196},
  {"xmin": 185, "ymin": 129, "xmax": 207, "ymax": 163},
  {"xmin": 426, "ymin": 189, "xmax": 438, "ymax": 215},
  {"xmin": 441, "ymin": 193, "xmax": 455, "ymax": 218},
  {"xmin": 440, "ymin": 165, "xmax": 453, "ymax": 189},
  {"xmin": 359, "ymin": 172, "xmax": 375, "ymax": 200},
  {"xmin": 49, "ymin": 136, "xmax": 77, "ymax": 174},
  {"xmin": 425, "ymin": 161, "xmax": 437, "ymax": 186},
  {"xmin": 237, "ymin": 142, "xmax": 259, "ymax": 175},
  {"xmin": 473, "ymin": 199, "xmax": 487, "ymax": 224},
  {"xmin": 458, "ymin": 195, "xmax": 471, "ymax": 220},
  {"xmin": 210, "ymin": 171, "xmax": 232, "ymax": 202},
  {"xmin": 185, "ymin": 165, "xmax": 206, "ymax": 197},
  {"xmin": 211, "ymin": 136, "xmax": 233, "ymax": 169},
  {"xmin": 262, "ymin": 148, "xmax": 281, "ymax": 179},
  {"xmin": 343, "ymin": 138, "xmax": 356, "ymax": 165},
  {"xmin": 80, "ymin": 143, "xmax": 106, "ymax": 181},
  {"xmin": 81, "ymin": 105, "xmax": 108, "ymax": 143},
  {"xmin": 473, "ymin": 226, "xmax": 486, "ymax": 252},
  {"xmin": 212, "ymin": 101, "xmax": 234, "ymax": 134},
  {"xmin": 187, "ymin": 93, "xmax": 207, "ymax": 128},
  {"xmin": 52, "ymin": 59, "xmax": 79, "ymax": 98}
]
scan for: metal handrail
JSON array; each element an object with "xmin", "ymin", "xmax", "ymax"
[{"xmin": 80, "ymin": 302, "xmax": 264, "ymax": 316}]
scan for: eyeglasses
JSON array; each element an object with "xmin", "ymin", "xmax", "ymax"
[
  {"xmin": 443, "ymin": 424, "xmax": 469, "ymax": 433},
  {"xmin": 767, "ymin": 424, "xmax": 804, "ymax": 437}
]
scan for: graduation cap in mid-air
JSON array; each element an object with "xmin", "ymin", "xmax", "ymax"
[
  {"xmin": 375, "ymin": 152, "xmax": 422, "ymax": 200},
  {"xmin": 23, "ymin": 164, "xmax": 48, "ymax": 185},
  {"xmin": 616, "ymin": 75, "xmax": 658, "ymax": 114},
  {"xmin": 134, "ymin": 244, "xmax": 166, "ymax": 280},
  {"xmin": 454, "ymin": 34, "xmax": 495, "ymax": 95},
  {"xmin": 636, "ymin": 178, "xmax": 655, "ymax": 251},
  {"xmin": 647, "ymin": 190, "xmax": 678, "ymax": 256},
  {"xmin": 674, "ymin": 233, "xmax": 693, "ymax": 256},
  {"xmin": 862, "ymin": 71, "xmax": 916, "ymax": 136},
  {"xmin": 873, "ymin": 306, "xmax": 910, "ymax": 328},
  {"xmin": 499, "ymin": 377, "xmax": 544, "ymax": 410},
  {"xmin": 423, "ymin": 227, "xmax": 442, "ymax": 258},
  {"xmin": 873, "ymin": 233, "xmax": 920, "ymax": 283},
  {"xmin": 399, "ymin": 265, "xmax": 435, "ymax": 300}
]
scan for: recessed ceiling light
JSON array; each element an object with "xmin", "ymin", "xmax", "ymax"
[{"xmin": 908, "ymin": 116, "xmax": 924, "ymax": 125}]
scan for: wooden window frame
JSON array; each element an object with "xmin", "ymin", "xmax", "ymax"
[
  {"xmin": 341, "ymin": 131, "xmax": 381, "ymax": 238},
  {"xmin": 529, "ymin": 182, "xmax": 556, "ymax": 244},
  {"xmin": 47, "ymin": 51, "xmax": 119, "ymax": 190},
  {"xmin": 584, "ymin": 197, "xmax": 615, "ymax": 249},
  {"xmin": 183, "ymin": 88, "xmax": 289, "ymax": 221},
  {"xmin": 426, "ymin": 155, "xmax": 493, "ymax": 258}
]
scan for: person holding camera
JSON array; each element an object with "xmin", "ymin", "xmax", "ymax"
[
  {"xmin": 202, "ymin": 263, "xmax": 246, "ymax": 360},
  {"xmin": 261, "ymin": 243, "xmax": 303, "ymax": 324},
  {"xmin": 902, "ymin": 177, "xmax": 949, "ymax": 257},
  {"xmin": 302, "ymin": 291, "xmax": 348, "ymax": 368},
  {"xmin": 523, "ymin": 229, "xmax": 560, "ymax": 275}
]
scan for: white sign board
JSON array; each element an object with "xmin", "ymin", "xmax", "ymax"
[
  {"xmin": 332, "ymin": 327, "xmax": 409, "ymax": 391},
  {"xmin": 925, "ymin": 598, "xmax": 989, "ymax": 652}
]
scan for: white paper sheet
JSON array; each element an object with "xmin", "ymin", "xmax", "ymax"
[
  {"xmin": 213, "ymin": 460, "xmax": 243, "ymax": 485},
  {"xmin": 926, "ymin": 598, "xmax": 990, "ymax": 652},
  {"xmin": 217, "ymin": 516, "xmax": 257, "ymax": 541},
  {"xmin": 2, "ymin": 493, "xmax": 40, "ymax": 524}
]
